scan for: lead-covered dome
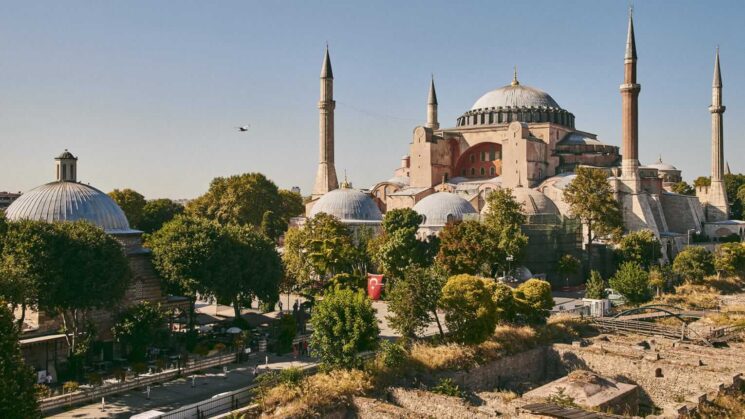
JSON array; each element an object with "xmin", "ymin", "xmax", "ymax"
[
  {"xmin": 471, "ymin": 83, "xmax": 560, "ymax": 110},
  {"xmin": 309, "ymin": 187, "xmax": 382, "ymax": 223},
  {"xmin": 413, "ymin": 192, "xmax": 476, "ymax": 227},
  {"xmin": 6, "ymin": 182, "xmax": 133, "ymax": 233},
  {"xmin": 481, "ymin": 187, "xmax": 559, "ymax": 216}
]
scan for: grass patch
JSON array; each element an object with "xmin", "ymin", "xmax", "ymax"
[
  {"xmin": 694, "ymin": 382, "xmax": 745, "ymax": 419},
  {"xmin": 655, "ymin": 284, "xmax": 720, "ymax": 310}
]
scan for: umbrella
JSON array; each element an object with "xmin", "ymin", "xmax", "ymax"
[{"xmin": 226, "ymin": 327, "xmax": 242, "ymax": 334}]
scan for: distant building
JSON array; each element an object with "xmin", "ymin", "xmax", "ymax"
[{"xmin": 0, "ymin": 191, "xmax": 21, "ymax": 210}]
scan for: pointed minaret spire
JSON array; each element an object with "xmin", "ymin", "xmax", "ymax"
[
  {"xmin": 426, "ymin": 74, "xmax": 439, "ymax": 130},
  {"xmin": 313, "ymin": 45, "xmax": 339, "ymax": 198},
  {"xmin": 620, "ymin": 9, "xmax": 641, "ymax": 188},
  {"xmin": 725, "ymin": 161, "xmax": 731, "ymax": 176},
  {"xmin": 713, "ymin": 46, "xmax": 722, "ymax": 88},
  {"xmin": 703, "ymin": 46, "xmax": 729, "ymax": 221},
  {"xmin": 511, "ymin": 65, "xmax": 519, "ymax": 86}
]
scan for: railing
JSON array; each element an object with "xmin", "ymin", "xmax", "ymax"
[{"xmin": 39, "ymin": 352, "xmax": 238, "ymax": 413}]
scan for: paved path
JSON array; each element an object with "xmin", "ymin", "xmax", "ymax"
[{"xmin": 46, "ymin": 355, "xmax": 315, "ymax": 419}]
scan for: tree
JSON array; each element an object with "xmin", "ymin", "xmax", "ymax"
[
  {"xmin": 309, "ymin": 288, "xmax": 379, "ymax": 369},
  {"xmin": 617, "ymin": 230, "xmax": 662, "ymax": 268},
  {"xmin": 648, "ymin": 267, "xmax": 666, "ymax": 297},
  {"xmin": 490, "ymin": 282, "xmax": 517, "ymax": 323},
  {"xmin": 260, "ymin": 210, "xmax": 285, "ymax": 242},
  {"xmin": 186, "ymin": 172, "xmax": 280, "ymax": 227},
  {"xmin": 724, "ymin": 173, "xmax": 745, "ymax": 219},
  {"xmin": 386, "ymin": 266, "xmax": 446, "ymax": 339},
  {"xmin": 148, "ymin": 216, "xmax": 225, "ymax": 333},
  {"xmin": 374, "ymin": 209, "xmax": 437, "ymax": 282},
  {"xmin": 109, "ymin": 188, "xmax": 147, "ymax": 228},
  {"xmin": 693, "ymin": 176, "xmax": 711, "ymax": 188},
  {"xmin": 671, "ymin": 181, "xmax": 695, "ymax": 196},
  {"xmin": 139, "ymin": 198, "xmax": 184, "ymax": 233},
  {"xmin": 563, "ymin": 167, "xmax": 623, "ymax": 268},
  {"xmin": 0, "ymin": 221, "xmax": 57, "ymax": 328},
  {"xmin": 672, "ymin": 246, "xmax": 715, "ymax": 284},
  {"xmin": 278, "ymin": 190, "xmax": 305, "ymax": 225},
  {"xmin": 609, "ymin": 262, "xmax": 651, "ymax": 305},
  {"xmin": 513, "ymin": 279, "xmax": 554, "ymax": 324},
  {"xmin": 557, "ymin": 254, "xmax": 580, "ymax": 285},
  {"xmin": 437, "ymin": 221, "xmax": 499, "ymax": 277},
  {"xmin": 439, "ymin": 274, "xmax": 498, "ymax": 344},
  {"xmin": 211, "ymin": 225, "xmax": 283, "ymax": 319},
  {"xmin": 584, "ymin": 270, "xmax": 607, "ymax": 299},
  {"xmin": 282, "ymin": 213, "xmax": 357, "ymax": 296},
  {"xmin": 112, "ymin": 302, "xmax": 167, "ymax": 362},
  {"xmin": 0, "ymin": 303, "xmax": 40, "ymax": 418},
  {"xmin": 39, "ymin": 222, "xmax": 132, "ymax": 357},
  {"xmin": 738, "ymin": 185, "xmax": 745, "ymax": 216},
  {"xmin": 483, "ymin": 188, "xmax": 529, "ymax": 272},
  {"xmin": 714, "ymin": 243, "xmax": 745, "ymax": 280}
]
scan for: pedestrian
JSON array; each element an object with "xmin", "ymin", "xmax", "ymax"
[
  {"xmin": 293, "ymin": 300, "xmax": 299, "ymax": 313},
  {"xmin": 278, "ymin": 300, "xmax": 283, "ymax": 312},
  {"xmin": 302, "ymin": 340, "xmax": 309, "ymax": 357}
]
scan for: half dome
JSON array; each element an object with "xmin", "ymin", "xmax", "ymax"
[
  {"xmin": 309, "ymin": 188, "xmax": 382, "ymax": 223},
  {"xmin": 6, "ymin": 182, "xmax": 133, "ymax": 233},
  {"xmin": 413, "ymin": 192, "xmax": 477, "ymax": 227},
  {"xmin": 481, "ymin": 187, "xmax": 559, "ymax": 216}
]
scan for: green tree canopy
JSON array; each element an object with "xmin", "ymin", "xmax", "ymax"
[
  {"xmin": 724, "ymin": 173, "xmax": 745, "ymax": 219},
  {"xmin": 672, "ymin": 246, "xmax": 715, "ymax": 284},
  {"xmin": 490, "ymin": 282, "xmax": 517, "ymax": 323},
  {"xmin": 282, "ymin": 213, "xmax": 357, "ymax": 296},
  {"xmin": 563, "ymin": 167, "xmax": 623, "ymax": 267},
  {"xmin": 584, "ymin": 270, "xmax": 607, "ymax": 300},
  {"xmin": 439, "ymin": 274, "xmax": 498, "ymax": 344},
  {"xmin": 0, "ymin": 303, "xmax": 39, "ymax": 418},
  {"xmin": 557, "ymin": 254, "xmax": 580, "ymax": 281},
  {"xmin": 109, "ymin": 188, "xmax": 147, "ymax": 229},
  {"xmin": 513, "ymin": 279, "xmax": 554, "ymax": 324},
  {"xmin": 437, "ymin": 221, "xmax": 499, "ymax": 277},
  {"xmin": 309, "ymin": 288, "xmax": 379, "ymax": 369},
  {"xmin": 112, "ymin": 302, "xmax": 167, "ymax": 362},
  {"xmin": 671, "ymin": 181, "xmax": 695, "ymax": 196},
  {"xmin": 714, "ymin": 243, "xmax": 745, "ymax": 280},
  {"xmin": 139, "ymin": 198, "xmax": 184, "ymax": 234},
  {"xmin": 482, "ymin": 188, "xmax": 529, "ymax": 271},
  {"xmin": 617, "ymin": 230, "xmax": 662, "ymax": 268},
  {"xmin": 373, "ymin": 208, "xmax": 437, "ymax": 282},
  {"xmin": 609, "ymin": 262, "xmax": 651, "ymax": 306},
  {"xmin": 693, "ymin": 176, "xmax": 711, "ymax": 188},
  {"xmin": 386, "ymin": 266, "xmax": 446, "ymax": 339}
]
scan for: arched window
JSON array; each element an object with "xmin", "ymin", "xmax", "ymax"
[
  {"xmin": 446, "ymin": 214, "xmax": 454, "ymax": 224},
  {"xmin": 470, "ymin": 168, "xmax": 475, "ymax": 176},
  {"xmin": 461, "ymin": 169, "xmax": 466, "ymax": 176},
  {"xmin": 470, "ymin": 154, "xmax": 475, "ymax": 163},
  {"xmin": 480, "ymin": 167, "xmax": 485, "ymax": 176},
  {"xmin": 490, "ymin": 167, "xmax": 496, "ymax": 176}
]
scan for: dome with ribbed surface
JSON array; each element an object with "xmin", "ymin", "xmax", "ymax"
[
  {"xmin": 471, "ymin": 83, "xmax": 560, "ymax": 110},
  {"xmin": 413, "ymin": 192, "xmax": 476, "ymax": 227},
  {"xmin": 481, "ymin": 187, "xmax": 559, "ymax": 216},
  {"xmin": 5, "ymin": 182, "xmax": 133, "ymax": 233},
  {"xmin": 309, "ymin": 188, "xmax": 382, "ymax": 223}
]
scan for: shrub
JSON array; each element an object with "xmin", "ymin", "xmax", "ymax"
[
  {"xmin": 85, "ymin": 372, "xmax": 103, "ymax": 386},
  {"xmin": 585, "ymin": 270, "xmax": 607, "ymax": 299},
  {"xmin": 431, "ymin": 378, "xmax": 466, "ymax": 399},
  {"xmin": 34, "ymin": 384, "xmax": 51, "ymax": 399},
  {"xmin": 439, "ymin": 274, "xmax": 498, "ymax": 344},
  {"xmin": 490, "ymin": 282, "xmax": 517, "ymax": 323},
  {"xmin": 309, "ymin": 288, "xmax": 379, "ymax": 369},
  {"xmin": 673, "ymin": 246, "xmax": 715, "ymax": 284},
  {"xmin": 192, "ymin": 342, "xmax": 210, "ymax": 356},
  {"xmin": 617, "ymin": 230, "xmax": 661, "ymax": 268},
  {"xmin": 609, "ymin": 262, "xmax": 651, "ymax": 305},
  {"xmin": 213, "ymin": 342, "xmax": 226, "ymax": 352},
  {"xmin": 513, "ymin": 279, "xmax": 554, "ymax": 324},
  {"xmin": 378, "ymin": 340, "xmax": 408, "ymax": 370},
  {"xmin": 62, "ymin": 381, "xmax": 80, "ymax": 394},
  {"xmin": 714, "ymin": 243, "xmax": 745, "ymax": 279}
]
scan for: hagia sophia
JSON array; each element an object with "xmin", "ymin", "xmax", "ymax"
[{"xmin": 306, "ymin": 13, "xmax": 745, "ymax": 275}]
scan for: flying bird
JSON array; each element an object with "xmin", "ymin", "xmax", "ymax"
[{"xmin": 236, "ymin": 125, "xmax": 251, "ymax": 132}]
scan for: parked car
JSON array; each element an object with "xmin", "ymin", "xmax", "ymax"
[{"xmin": 604, "ymin": 288, "xmax": 626, "ymax": 306}]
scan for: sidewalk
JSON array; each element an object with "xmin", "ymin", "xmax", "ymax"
[{"xmin": 46, "ymin": 354, "xmax": 316, "ymax": 419}]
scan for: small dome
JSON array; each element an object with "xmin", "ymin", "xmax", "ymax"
[
  {"xmin": 481, "ymin": 187, "xmax": 559, "ymax": 216},
  {"xmin": 558, "ymin": 132, "xmax": 602, "ymax": 146},
  {"xmin": 309, "ymin": 188, "xmax": 382, "ymax": 223},
  {"xmin": 413, "ymin": 192, "xmax": 477, "ymax": 227},
  {"xmin": 472, "ymin": 83, "xmax": 560, "ymax": 110},
  {"xmin": 56, "ymin": 149, "xmax": 77, "ymax": 159},
  {"xmin": 646, "ymin": 157, "xmax": 678, "ymax": 171},
  {"xmin": 386, "ymin": 176, "xmax": 410, "ymax": 186},
  {"xmin": 5, "ymin": 182, "xmax": 133, "ymax": 233}
]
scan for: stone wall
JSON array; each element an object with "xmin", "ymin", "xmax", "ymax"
[
  {"xmin": 387, "ymin": 388, "xmax": 495, "ymax": 418},
  {"xmin": 438, "ymin": 346, "xmax": 547, "ymax": 392}
]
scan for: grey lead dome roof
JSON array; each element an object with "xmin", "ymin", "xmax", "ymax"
[
  {"xmin": 471, "ymin": 83, "xmax": 561, "ymax": 110},
  {"xmin": 5, "ymin": 181, "xmax": 133, "ymax": 233},
  {"xmin": 413, "ymin": 192, "xmax": 476, "ymax": 227},
  {"xmin": 309, "ymin": 188, "xmax": 382, "ymax": 223}
]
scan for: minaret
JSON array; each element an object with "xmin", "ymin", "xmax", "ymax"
[
  {"xmin": 704, "ymin": 47, "xmax": 729, "ymax": 220},
  {"xmin": 312, "ymin": 46, "xmax": 339, "ymax": 198},
  {"xmin": 426, "ymin": 75, "xmax": 439, "ymax": 130},
  {"xmin": 55, "ymin": 149, "xmax": 78, "ymax": 182},
  {"xmin": 620, "ymin": 10, "xmax": 641, "ymax": 189}
]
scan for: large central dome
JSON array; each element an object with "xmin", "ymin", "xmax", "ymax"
[{"xmin": 471, "ymin": 83, "xmax": 560, "ymax": 110}]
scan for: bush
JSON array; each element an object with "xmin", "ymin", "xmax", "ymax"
[
  {"xmin": 62, "ymin": 381, "xmax": 80, "ymax": 394},
  {"xmin": 439, "ymin": 274, "xmax": 498, "ymax": 344},
  {"xmin": 490, "ymin": 282, "xmax": 517, "ymax": 323},
  {"xmin": 34, "ymin": 384, "xmax": 51, "ymax": 399},
  {"xmin": 513, "ymin": 279, "xmax": 554, "ymax": 324},
  {"xmin": 673, "ymin": 246, "xmax": 715, "ymax": 284},
  {"xmin": 609, "ymin": 262, "xmax": 651, "ymax": 306},
  {"xmin": 192, "ymin": 342, "xmax": 210, "ymax": 356},
  {"xmin": 85, "ymin": 372, "xmax": 102, "ymax": 386},
  {"xmin": 585, "ymin": 270, "xmax": 607, "ymax": 299},
  {"xmin": 431, "ymin": 378, "xmax": 466, "ymax": 399},
  {"xmin": 378, "ymin": 340, "xmax": 408, "ymax": 370},
  {"xmin": 309, "ymin": 288, "xmax": 379, "ymax": 369},
  {"xmin": 714, "ymin": 243, "xmax": 745, "ymax": 279},
  {"xmin": 617, "ymin": 230, "xmax": 661, "ymax": 268}
]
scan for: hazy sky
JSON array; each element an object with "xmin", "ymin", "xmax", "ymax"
[{"xmin": 1, "ymin": 1, "xmax": 743, "ymax": 199}]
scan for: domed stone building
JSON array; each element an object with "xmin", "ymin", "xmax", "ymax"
[
  {"xmin": 307, "ymin": 182, "xmax": 383, "ymax": 234},
  {"xmin": 6, "ymin": 151, "xmax": 167, "ymax": 376},
  {"xmin": 412, "ymin": 191, "xmax": 477, "ymax": 237}
]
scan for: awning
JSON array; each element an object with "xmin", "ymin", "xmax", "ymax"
[{"xmin": 20, "ymin": 334, "xmax": 67, "ymax": 346}]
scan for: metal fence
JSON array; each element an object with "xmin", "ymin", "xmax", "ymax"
[{"xmin": 39, "ymin": 352, "xmax": 238, "ymax": 413}]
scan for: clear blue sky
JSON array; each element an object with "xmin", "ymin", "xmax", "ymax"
[{"xmin": 1, "ymin": 1, "xmax": 743, "ymax": 199}]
